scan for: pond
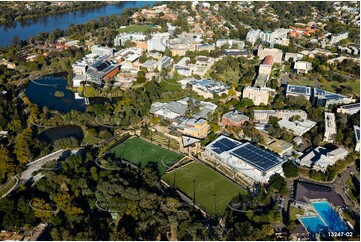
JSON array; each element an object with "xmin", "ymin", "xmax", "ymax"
[{"xmin": 39, "ymin": 125, "xmax": 84, "ymax": 144}]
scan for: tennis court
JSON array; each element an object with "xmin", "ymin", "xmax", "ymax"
[
  {"xmin": 109, "ymin": 137, "xmax": 183, "ymax": 174},
  {"xmin": 162, "ymin": 161, "xmax": 248, "ymax": 217}
]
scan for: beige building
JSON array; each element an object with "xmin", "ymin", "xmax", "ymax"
[
  {"xmin": 177, "ymin": 117, "xmax": 210, "ymax": 138},
  {"xmin": 337, "ymin": 103, "xmax": 360, "ymax": 115},
  {"xmin": 324, "ymin": 112, "xmax": 337, "ymax": 143},
  {"xmin": 257, "ymin": 48, "xmax": 283, "ymax": 63},
  {"xmin": 242, "ymin": 87, "xmax": 274, "ymax": 106},
  {"xmin": 253, "ymin": 109, "xmax": 308, "ymax": 123}
]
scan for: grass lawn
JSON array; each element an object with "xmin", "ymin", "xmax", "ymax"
[
  {"xmin": 0, "ymin": 178, "xmax": 16, "ymax": 197},
  {"xmin": 118, "ymin": 25, "xmax": 155, "ymax": 33},
  {"xmin": 109, "ymin": 137, "xmax": 183, "ymax": 174},
  {"xmin": 320, "ymin": 80, "xmax": 360, "ymax": 97},
  {"xmin": 162, "ymin": 161, "xmax": 247, "ymax": 217},
  {"xmin": 83, "ymin": 132, "xmax": 102, "ymax": 145},
  {"xmin": 289, "ymin": 206, "xmax": 304, "ymax": 221}
]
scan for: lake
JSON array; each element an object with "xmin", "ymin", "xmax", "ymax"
[
  {"xmin": 25, "ymin": 75, "xmax": 121, "ymax": 113},
  {"xmin": 0, "ymin": 1, "xmax": 154, "ymax": 47},
  {"xmin": 39, "ymin": 125, "xmax": 84, "ymax": 144}
]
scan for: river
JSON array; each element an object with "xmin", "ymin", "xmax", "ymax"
[{"xmin": 0, "ymin": 1, "xmax": 154, "ymax": 47}]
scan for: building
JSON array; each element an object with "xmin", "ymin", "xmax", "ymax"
[
  {"xmin": 168, "ymin": 36, "xmax": 198, "ymax": 56},
  {"xmin": 0, "ymin": 59, "xmax": 16, "ymax": 69},
  {"xmin": 242, "ymin": 87, "xmax": 273, "ymax": 106},
  {"xmin": 0, "ymin": 130, "xmax": 8, "ymax": 137},
  {"xmin": 246, "ymin": 29, "xmax": 262, "ymax": 45},
  {"xmin": 324, "ymin": 112, "xmax": 337, "ymax": 143},
  {"xmin": 299, "ymin": 146, "xmax": 348, "ymax": 171},
  {"xmin": 294, "ymin": 61, "xmax": 312, "ymax": 74},
  {"xmin": 114, "ymin": 72, "xmax": 138, "ymax": 88},
  {"xmin": 336, "ymin": 103, "xmax": 360, "ymax": 116},
  {"xmin": 216, "ymin": 39, "xmax": 245, "ymax": 49},
  {"xmin": 255, "ymin": 55, "xmax": 274, "ymax": 87},
  {"xmin": 313, "ymin": 87, "xmax": 355, "ymax": 108},
  {"xmin": 221, "ymin": 110, "xmax": 250, "ymax": 127},
  {"xmin": 284, "ymin": 52, "xmax": 303, "ymax": 62},
  {"xmin": 257, "ymin": 48, "xmax": 283, "ymax": 63},
  {"xmin": 182, "ymin": 135, "xmax": 201, "ymax": 148},
  {"xmin": 354, "ymin": 125, "xmax": 360, "ymax": 152},
  {"xmin": 278, "ymin": 119, "xmax": 316, "ymax": 136},
  {"xmin": 178, "ymin": 77, "xmax": 196, "ymax": 89},
  {"xmin": 174, "ymin": 57, "xmax": 192, "ymax": 76},
  {"xmin": 150, "ymin": 97, "xmax": 217, "ymax": 121},
  {"xmin": 294, "ymin": 181, "xmax": 345, "ymax": 208},
  {"xmin": 222, "ymin": 49, "xmax": 251, "ymax": 57},
  {"xmin": 189, "ymin": 79, "xmax": 231, "ymax": 99},
  {"xmin": 71, "ymin": 53, "xmax": 120, "ymax": 86},
  {"xmin": 253, "ymin": 109, "xmax": 308, "ymax": 123},
  {"xmin": 114, "ymin": 32, "xmax": 146, "ymax": 46},
  {"xmin": 259, "ymin": 131, "xmax": 293, "ymax": 156},
  {"xmin": 246, "ymin": 28, "xmax": 290, "ymax": 45},
  {"xmin": 176, "ymin": 117, "xmax": 210, "ymax": 138},
  {"xmin": 198, "ymin": 43, "xmax": 215, "ymax": 51},
  {"xmin": 329, "ymin": 32, "xmax": 348, "ymax": 45},
  {"xmin": 157, "ymin": 56, "xmax": 172, "ymax": 70},
  {"xmin": 64, "ymin": 40, "xmax": 80, "ymax": 47},
  {"xmin": 193, "ymin": 56, "xmax": 215, "ymax": 76},
  {"xmin": 204, "ymin": 135, "xmax": 286, "ymax": 183},
  {"xmin": 286, "ymin": 84, "xmax": 355, "ymax": 108},
  {"xmin": 147, "ymin": 32, "xmax": 170, "ymax": 52},
  {"xmin": 91, "ymin": 45, "xmax": 114, "ymax": 56},
  {"xmin": 141, "ymin": 59, "xmax": 158, "ymax": 71},
  {"xmin": 286, "ymin": 84, "xmax": 312, "ymax": 99}
]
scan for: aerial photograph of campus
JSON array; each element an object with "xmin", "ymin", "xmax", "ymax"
[{"xmin": 0, "ymin": 0, "xmax": 359, "ymax": 241}]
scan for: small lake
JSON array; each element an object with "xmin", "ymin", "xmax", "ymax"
[
  {"xmin": 25, "ymin": 75, "xmax": 87, "ymax": 113},
  {"xmin": 39, "ymin": 125, "xmax": 84, "ymax": 144},
  {"xmin": 25, "ymin": 75, "xmax": 121, "ymax": 113},
  {"xmin": 0, "ymin": 1, "xmax": 155, "ymax": 47}
]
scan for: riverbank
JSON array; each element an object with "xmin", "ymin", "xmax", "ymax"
[
  {"xmin": 0, "ymin": 1, "xmax": 154, "ymax": 47},
  {"xmin": 0, "ymin": 1, "xmax": 108, "ymax": 25}
]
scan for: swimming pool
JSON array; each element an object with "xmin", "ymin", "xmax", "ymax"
[
  {"xmin": 300, "ymin": 216, "xmax": 328, "ymax": 234},
  {"xmin": 312, "ymin": 201, "xmax": 349, "ymax": 232}
]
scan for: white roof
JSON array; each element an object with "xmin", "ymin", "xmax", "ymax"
[
  {"xmin": 294, "ymin": 61, "xmax": 312, "ymax": 70},
  {"xmin": 154, "ymin": 109, "xmax": 180, "ymax": 120},
  {"xmin": 278, "ymin": 119, "xmax": 316, "ymax": 135}
]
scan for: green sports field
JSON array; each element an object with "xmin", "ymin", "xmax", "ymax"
[
  {"xmin": 109, "ymin": 137, "xmax": 183, "ymax": 174},
  {"xmin": 118, "ymin": 25, "xmax": 155, "ymax": 33},
  {"xmin": 162, "ymin": 161, "xmax": 248, "ymax": 217}
]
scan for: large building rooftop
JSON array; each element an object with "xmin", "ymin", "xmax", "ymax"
[
  {"xmin": 286, "ymin": 84, "xmax": 312, "ymax": 96},
  {"xmin": 230, "ymin": 143, "xmax": 285, "ymax": 172},
  {"xmin": 295, "ymin": 181, "xmax": 345, "ymax": 207}
]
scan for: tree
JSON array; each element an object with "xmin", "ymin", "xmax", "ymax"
[
  {"xmin": 268, "ymin": 173, "xmax": 288, "ymax": 195},
  {"xmin": 282, "ymin": 161, "xmax": 298, "ymax": 178},
  {"xmin": 238, "ymin": 98, "xmax": 254, "ymax": 108},
  {"xmin": 0, "ymin": 145, "xmax": 16, "ymax": 182},
  {"xmin": 228, "ymin": 88, "xmax": 237, "ymax": 96}
]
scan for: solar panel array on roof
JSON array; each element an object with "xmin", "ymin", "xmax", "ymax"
[
  {"xmin": 211, "ymin": 137, "xmax": 240, "ymax": 154},
  {"xmin": 342, "ymin": 103, "xmax": 360, "ymax": 109},
  {"xmin": 230, "ymin": 143, "xmax": 284, "ymax": 171},
  {"xmin": 289, "ymin": 86, "xmax": 310, "ymax": 94}
]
